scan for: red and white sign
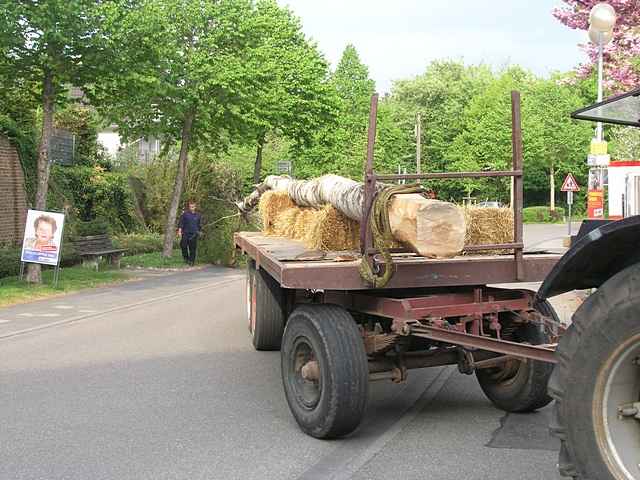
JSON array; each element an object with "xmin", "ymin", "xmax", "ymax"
[{"xmin": 561, "ymin": 173, "xmax": 580, "ymax": 192}]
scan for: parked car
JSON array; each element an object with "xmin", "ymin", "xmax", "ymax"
[{"xmin": 477, "ymin": 200, "xmax": 504, "ymax": 208}]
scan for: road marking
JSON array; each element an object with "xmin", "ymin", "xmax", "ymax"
[
  {"xmin": 78, "ymin": 310, "xmax": 98, "ymax": 313},
  {"xmin": 40, "ymin": 313, "xmax": 62, "ymax": 318},
  {"xmin": 53, "ymin": 305, "xmax": 74, "ymax": 309},
  {"xmin": 0, "ymin": 275, "xmax": 244, "ymax": 341},
  {"xmin": 297, "ymin": 367, "xmax": 454, "ymax": 480},
  {"xmin": 17, "ymin": 313, "xmax": 35, "ymax": 317},
  {"xmin": 0, "ymin": 320, "xmax": 10, "ymax": 324}
]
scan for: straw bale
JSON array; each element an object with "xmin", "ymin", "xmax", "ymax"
[
  {"xmin": 293, "ymin": 208, "xmax": 317, "ymax": 241},
  {"xmin": 273, "ymin": 207, "xmax": 302, "ymax": 238},
  {"xmin": 304, "ymin": 205, "xmax": 360, "ymax": 251},
  {"xmin": 464, "ymin": 207, "xmax": 514, "ymax": 254},
  {"xmin": 258, "ymin": 191, "xmax": 296, "ymax": 234}
]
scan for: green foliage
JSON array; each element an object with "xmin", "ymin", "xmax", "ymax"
[
  {"xmin": 523, "ymin": 206, "xmax": 566, "ymax": 223},
  {"xmin": 185, "ymin": 152, "xmax": 247, "ymax": 266},
  {"xmin": 241, "ymin": 0, "xmax": 337, "ymax": 181},
  {"xmin": 55, "ymin": 103, "xmax": 109, "ymax": 167},
  {"xmin": 0, "ymin": 112, "xmax": 37, "ymax": 201},
  {"xmin": 75, "ymin": 218, "xmax": 112, "ymax": 236},
  {"xmin": 128, "ymin": 155, "xmax": 179, "ymax": 232},
  {"xmin": 293, "ymin": 44, "xmax": 376, "ymax": 179},
  {"xmin": 0, "ymin": 246, "xmax": 22, "ymax": 279},
  {"xmin": 114, "ymin": 233, "xmax": 163, "ymax": 256},
  {"xmin": 49, "ymin": 165, "xmax": 139, "ymax": 233},
  {"xmin": 389, "ymin": 60, "xmax": 494, "ymax": 175}
]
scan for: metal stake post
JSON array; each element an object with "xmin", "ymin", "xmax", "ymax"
[
  {"xmin": 567, "ymin": 191, "xmax": 573, "ymax": 236},
  {"xmin": 416, "ymin": 112, "xmax": 421, "ymax": 175}
]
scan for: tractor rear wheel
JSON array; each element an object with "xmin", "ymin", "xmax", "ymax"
[{"xmin": 549, "ymin": 262, "xmax": 640, "ymax": 480}]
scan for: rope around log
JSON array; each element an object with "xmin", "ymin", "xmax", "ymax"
[{"xmin": 359, "ymin": 184, "xmax": 428, "ymax": 288}]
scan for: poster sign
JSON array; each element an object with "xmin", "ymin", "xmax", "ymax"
[
  {"xmin": 588, "ymin": 191, "xmax": 604, "ymax": 218},
  {"xmin": 21, "ymin": 210, "xmax": 65, "ymax": 266},
  {"xmin": 587, "ymin": 169, "xmax": 605, "ymax": 219}
]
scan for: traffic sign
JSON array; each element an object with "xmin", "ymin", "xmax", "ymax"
[{"xmin": 561, "ymin": 173, "xmax": 580, "ymax": 192}]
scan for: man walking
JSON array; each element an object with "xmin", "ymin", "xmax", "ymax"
[{"xmin": 177, "ymin": 200, "xmax": 202, "ymax": 266}]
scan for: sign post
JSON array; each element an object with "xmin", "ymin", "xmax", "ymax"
[
  {"xmin": 20, "ymin": 210, "xmax": 66, "ymax": 287},
  {"xmin": 561, "ymin": 173, "xmax": 580, "ymax": 237}
]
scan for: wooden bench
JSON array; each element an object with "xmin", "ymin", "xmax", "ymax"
[{"xmin": 72, "ymin": 234, "xmax": 127, "ymax": 270}]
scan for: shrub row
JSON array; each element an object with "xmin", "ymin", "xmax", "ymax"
[{"xmin": 523, "ymin": 206, "xmax": 566, "ymax": 223}]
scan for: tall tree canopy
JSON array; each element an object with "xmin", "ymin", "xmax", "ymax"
[
  {"xmin": 0, "ymin": 0, "xmax": 108, "ymax": 282},
  {"xmin": 95, "ymin": 0, "xmax": 336, "ymax": 256},
  {"xmin": 241, "ymin": 1, "xmax": 336, "ymax": 183},
  {"xmin": 294, "ymin": 44, "xmax": 376, "ymax": 179},
  {"xmin": 387, "ymin": 60, "xmax": 494, "ymax": 175}
]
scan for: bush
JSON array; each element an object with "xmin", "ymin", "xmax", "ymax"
[
  {"xmin": 114, "ymin": 233, "xmax": 164, "ymax": 256},
  {"xmin": 185, "ymin": 155, "xmax": 247, "ymax": 266},
  {"xmin": 75, "ymin": 217, "xmax": 112, "ymax": 236},
  {"xmin": 48, "ymin": 165, "xmax": 140, "ymax": 233},
  {"xmin": 0, "ymin": 246, "xmax": 21, "ymax": 279},
  {"xmin": 523, "ymin": 206, "xmax": 566, "ymax": 223}
]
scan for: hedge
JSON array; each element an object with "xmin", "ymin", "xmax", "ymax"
[{"xmin": 523, "ymin": 206, "xmax": 566, "ymax": 223}]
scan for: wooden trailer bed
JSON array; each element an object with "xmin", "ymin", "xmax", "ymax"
[{"xmin": 235, "ymin": 231, "xmax": 561, "ymax": 290}]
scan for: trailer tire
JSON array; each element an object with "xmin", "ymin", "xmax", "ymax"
[
  {"xmin": 246, "ymin": 259, "xmax": 285, "ymax": 351},
  {"xmin": 549, "ymin": 263, "xmax": 640, "ymax": 480},
  {"xmin": 281, "ymin": 304, "xmax": 369, "ymax": 439},
  {"xmin": 476, "ymin": 317, "xmax": 554, "ymax": 413}
]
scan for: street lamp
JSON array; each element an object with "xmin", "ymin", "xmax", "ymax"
[{"xmin": 588, "ymin": 2, "xmax": 616, "ymax": 141}]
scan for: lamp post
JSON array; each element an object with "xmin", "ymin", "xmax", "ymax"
[
  {"xmin": 588, "ymin": 2, "xmax": 616, "ymax": 141},
  {"xmin": 583, "ymin": 3, "xmax": 616, "ymax": 220}
]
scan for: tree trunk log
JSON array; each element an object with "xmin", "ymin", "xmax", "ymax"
[
  {"xmin": 388, "ymin": 194, "xmax": 466, "ymax": 258},
  {"xmin": 26, "ymin": 71, "xmax": 55, "ymax": 284},
  {"xmin": 264, "ymin": 174, "xmax": 370, "ymax": 221},
  {"xmin": 162, "ymin": 110, "xmax": 195, "ymax": 258},
  {"xmin": 247, "ymin": 175, "xmax": 466, "ymax": 258}
]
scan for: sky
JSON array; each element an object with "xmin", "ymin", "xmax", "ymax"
[{"xmin": 278, "ymin": 0, "xmax": 588, "ymax": 93}]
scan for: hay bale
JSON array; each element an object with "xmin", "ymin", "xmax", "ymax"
[
  {"xmin": 464, "ymin": 207, "xmax": 514, "ymax": 254},
  {"xmin": 258, "ymin": 191, "xmax": 296, "ymax": 234},
  {"xmin": 273, "ymin": 207, "xmax": 302, "ymax": 238},
  {"xmin": 305, "ymin": 205, "xmax": 360, "ymax": 251},
  {"xmin": 293, "ymin": 208, "xmax": 317, "ymax": 241}
]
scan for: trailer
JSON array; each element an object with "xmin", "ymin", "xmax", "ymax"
[
  {"xmin": 236, "ymin": 89, "xmax": 640, "ymax": 480},
  {"xmin": 235, "ymin": 91, "xmax": 563, "ymax": 436}
]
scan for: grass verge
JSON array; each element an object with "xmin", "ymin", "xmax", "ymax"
[
  {"xmin": 0, "ymin": 266, "xmax": 129, "ymax": 308},
  {"xmin": 121, "ymin": 249, "xmax": 204, "ymax": 269}
]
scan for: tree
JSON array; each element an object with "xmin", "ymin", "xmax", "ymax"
[
  {"xmin": 95, "ymin": 0, "xmax": 278, "ymax": 257},
  {"xmin": 388, "ymin": 60, "xmax": 494, "ymax": 175},
  {"xmin": 243, "ymin": 1, "xmax": 337, "ymax": 183},
  {"xmin": 553, "ymin": 1, "xmax": 640, "ymax": 92},
  {"xmin": 525, "ymin": 78, "xmax": 592, "ymax": 209},
  {"xmin": 293, "ymin": 44, "xmax": 376, "ymax": 179},
  {"xmin": 446, "ymin": 67, "xmax": 592, "ymax": 207},
  {"xmin": 0, "ymin": 0, "xmax": 108, "ymax": 282}
]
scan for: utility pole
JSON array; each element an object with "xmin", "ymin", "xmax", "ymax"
[{"xmin": 415, "ymin": 112, "xmax": 421, "ymax": 174}]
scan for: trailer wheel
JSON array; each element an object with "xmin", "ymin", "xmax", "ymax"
[
  {"xmin": 246, "ymin": 259, "xmax": 285, "ymax": 351},
  {"xmin": 281, "ymin": 304, "xmax": 369, "ymax": 439},
  {"xmin": 476, "ymin": 307, "xmax": 555, "ymax": 413},
  {"xmin": 549, "ymin": 263, "xmax": 640, "ymax": 480}
]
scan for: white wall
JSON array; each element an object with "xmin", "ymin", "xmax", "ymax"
[{"xmin": 97, "ymin": 132, "xmax": 121, "ymax": 157}]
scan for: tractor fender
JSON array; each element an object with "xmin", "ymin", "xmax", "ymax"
[{"xmin": 537, "ymin": 215, "xmax": 640, "ymax": 300}]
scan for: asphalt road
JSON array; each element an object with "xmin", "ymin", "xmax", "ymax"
[{"xmin": 0, "ymin": 261, "xmax": 565, "ymax": 480}]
